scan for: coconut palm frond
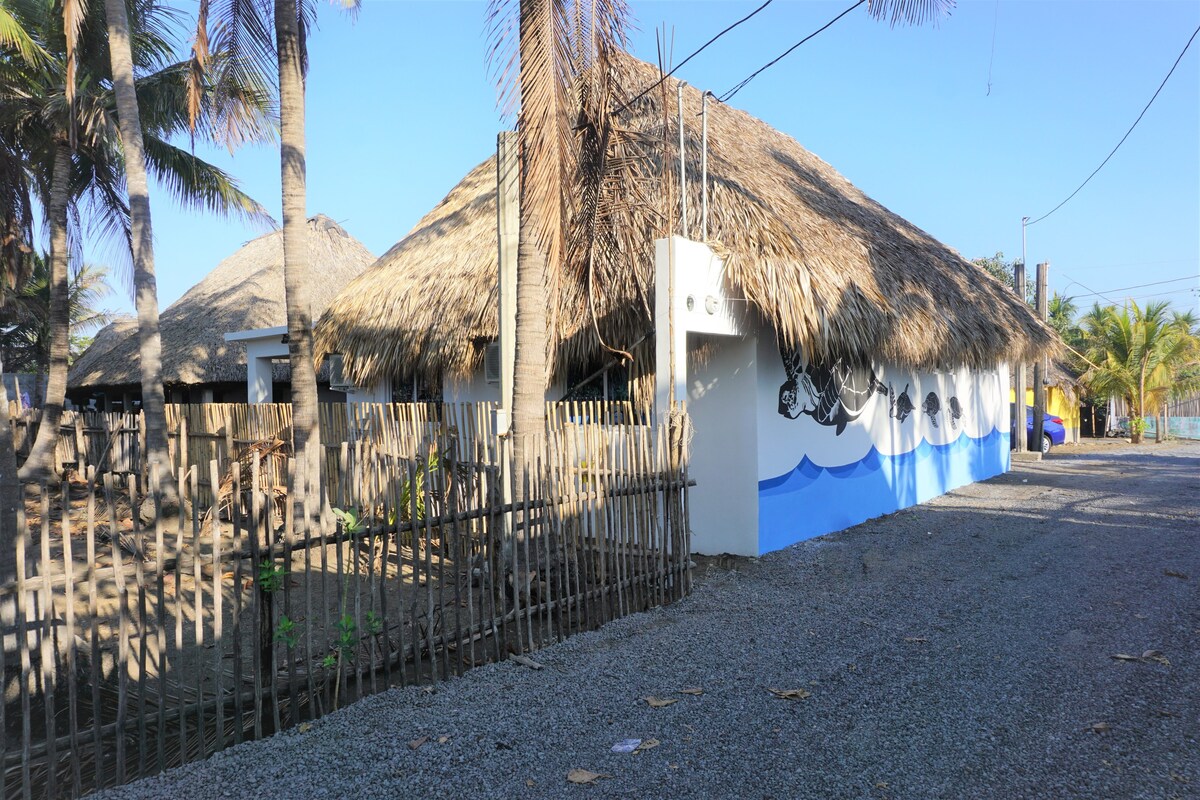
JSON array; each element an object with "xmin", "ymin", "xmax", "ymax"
[
  {"xmin": 141, "ymin": 134, "xmax": 272, "ymax": 223},
  {"xmin": 866, "ymin": 0, "xmax": 956, "ymax": 28},
  {"xmin": 0, "ymin": 0, "xmax": 49, "ymax": 66}
]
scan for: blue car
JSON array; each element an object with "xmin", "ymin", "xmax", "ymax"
[{"xmin": 1017, "ymin": 405, "xmax": 1066, "ymax": 453}]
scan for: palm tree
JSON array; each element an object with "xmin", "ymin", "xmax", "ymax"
[
  {"xmin": 1081, "ymin": 300, "xmax": 1200, "ymax": 444},
  {"xmin": 190, "ymin": 0, "xmax": 356, "ymax": 536},
  {"xmin": 0, "ymin": 254, "xmax": 114, "ymax": 383},
  {"xmin": 1, "ymin": 0, "xmax": 268, "ymax": 481},
  {"xmin": 496, "ymin": 0, "xmax": 956, "ymax": 456}
]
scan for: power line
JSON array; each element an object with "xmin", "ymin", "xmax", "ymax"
[
  {"xmin": 1067, "ymin": 274, "xmax": 1199, "ymax": 299},
  {"xmin": 616, "ymin": 0, "xmax": 776, "ymax": 113},
  {"xmin": 1061, "ymin": 272, "xmax": 1121, "ymax": 307},
  {"xmin": 718, "ymin": 0, "xmax": 867, "ymax": 103},
  {"xmin": 1027, "ymin": 23, "xmax": 1200, "ymax": 227}
]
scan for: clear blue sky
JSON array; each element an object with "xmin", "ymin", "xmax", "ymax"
[{"xmin": 98, "ymin": 0, "xmax": 1200, "ymax": 319}]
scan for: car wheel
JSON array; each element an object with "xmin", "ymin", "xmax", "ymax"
[{"xmin": 1042, "ymin": 434, "xmax": 1052, "ymax": 454}]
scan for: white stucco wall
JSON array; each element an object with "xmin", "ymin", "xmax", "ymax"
[{"xmin": 686, "ymin": 334, "xmax": 759, "ymax": 557}]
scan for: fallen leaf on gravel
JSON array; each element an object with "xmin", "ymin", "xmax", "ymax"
[
  {"xmin": 437, "ymin": 735, "xmax": 450, "ymax": 744},
  {"xmin": 767, "ymin": 687, "xmax": 811, "ymax": 701},
  {"xmin": 1142, "ymin": 650, "xmax": 1171, "ymax": 666},
  {"xmin": 874, "ymin": 781, "xmax": 889, "ymax": 789},
  {"xmin": 408, "ymin": 736, "xmax": 429, "ymax": 751},
  {"xmin": 1154, "ymin": 709, "xmax": 1180, "ymax": 718},
  {"xmin": 510, "ymin": 655, "xmax": 545, "ymax": 670},
  {"xmin": 1164, "ymin": 569, "xmax": 1189, "ymax": 580},
  {"xmin": 1086, "ymin": 722, "xmax": 1112, "ymax": 734},
  {"xmin": 635, "ymin": 739, "xmax": 661, "ymax": 753},
  {"xmin": 1170, "ymin": 772, "xmax": 1190, "ymax": 784},
  {"xmin": 566, "ymin": 769, "xmax": 611, "ymax": 784},
  {"xmin": 645, "ymin": 696, "xmax": 678, "ymax": 708},
  {"xmin": 677, "ymin": 687, "xmax": 704, "ymax": 696},
  {"xmin": 903, "ymin": 637, "xmax": 929, "ymax": 644},
  {"xmin": 1110, "ymin": 653, "xmax": 1143, "ymax": 662},
  {"xmin": 525, "ymin": 779, "xmax": 536, "ymax": 788}
]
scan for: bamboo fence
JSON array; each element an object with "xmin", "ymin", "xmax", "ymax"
[{"xmin": 1, "ymin": 404, "xmax": 692, "ymax": 800}]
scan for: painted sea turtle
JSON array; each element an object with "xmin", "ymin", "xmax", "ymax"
[
  {"xmin": 778, "ymin": 348, "xmax": 887, "ymax": 435},
  {"xmin": 889, "ymin": 384, "xmax": 915, "ymax": 423},
  {"xmin": 947, "ymin": 396, "xmax": 963, "ymax": 429},
  {"xmin": 922, "ymin": 392, "xmax": 941, "ymax": 428}
]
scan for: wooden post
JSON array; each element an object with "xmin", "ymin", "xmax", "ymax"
[
  {"xmin": 1032, "ymin": 262, "xmax": 1048, "ymax": 453},
  {"xmin": 1013, "ymin": 261, "xmax": 1027, "ymax": 452}
]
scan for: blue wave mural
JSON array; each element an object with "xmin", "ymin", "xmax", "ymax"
[{"xmin": 758, "ymin": 427, "xmax": 1010, "ymax": 554}]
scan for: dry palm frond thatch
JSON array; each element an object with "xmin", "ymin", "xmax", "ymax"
[
  {"xmin": 69, "ymin": 215, "xmax": 374, "ymax": 390},
  {"xmin": 316, "ymin": 53, "xmax": 1055, "ymax": 388}
]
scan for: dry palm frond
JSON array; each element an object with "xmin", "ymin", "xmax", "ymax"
[{"xmin": 211, "ymin": 435, "xmax": 291, "ymax": 523}]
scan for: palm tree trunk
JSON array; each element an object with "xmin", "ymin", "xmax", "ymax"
[
  {"xmin": 104, "ymin": 0, "xmax": 175, "ymax": 506},
  {"xmin": 18, "ymin": 144, "xmax": 71, "ymax": 482},
  {"xmin": 511, "ymin": 0, "xmax": 559, "ymax": 469},
  {"xmin": 0, "ymin": 354, "xmax": 20, "ymax": 582},
  {"xmin": 274, "ymin": 0, "xmax": 321, "ymax": 534}
]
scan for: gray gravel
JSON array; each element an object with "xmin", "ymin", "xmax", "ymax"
[{"xmin": 100, "ymin": 440, "xmax": 1200, "ymax": 799}]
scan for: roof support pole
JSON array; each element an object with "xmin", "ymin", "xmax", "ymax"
[
  {"xmin": 677, "ymin": 82, "xmax": 688, "ymax": 239},
  {"xmin": 496, "ymin": 131, "xmax": 519, "ymax": 428},
  {"xmin": 701, "ymin": 91, "xmax": 710, "ymax": 242},
  {"xmin": 1013, "ymin": 260, "xmax": 1027, "ymax": 453},
  {"xmin": 1032, "ymin": 262, "xmax": 1049, "ymax": 452}
]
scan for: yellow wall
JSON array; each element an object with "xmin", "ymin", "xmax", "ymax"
[{"xmin": 1008, "ymin": 386, "xmax": 1080, "ymax": 442}]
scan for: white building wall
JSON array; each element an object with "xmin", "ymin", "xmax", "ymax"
[{"xmin": 686, "ymin": 334, "xmax": 759, "ymax": 556}]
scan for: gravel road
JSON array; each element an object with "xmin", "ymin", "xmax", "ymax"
[{"xmin": 101, "ymin": 440, "xmax": 1200, "ymax": 799}]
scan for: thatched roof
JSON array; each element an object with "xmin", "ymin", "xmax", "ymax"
[
  {"xmin": 70, "ymin": 215, "xmax": 374, "ymax": 389},
  {"xmin": 316, "ymin": 54, "xmax": 1056, "ymax": 388}
]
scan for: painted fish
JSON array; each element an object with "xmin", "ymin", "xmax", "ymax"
[
  {"xmin": 922, "ymin": 392, "xmax": 941, "ymax": 428},
  {"xmin": 947, "ymin": 396, "xmax": 963, "ymax": 429},
  {"xmin": 889, "ymin": 383, "xmax": 915, "ymax": 423},
  {"xmin": 778, "ymin": 348, "xmax": 887, "ymax": 435}
]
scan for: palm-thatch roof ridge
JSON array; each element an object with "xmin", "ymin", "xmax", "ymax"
[
  {"xmin": 316, "ymin": 53, "xmax": 1056, "ymax": 388},
  {"xmin": 70, "ymin": 215, "xmax": 374, "ymax": 389}
]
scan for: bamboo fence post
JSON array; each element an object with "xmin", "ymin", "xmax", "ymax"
[
  {"xmin": 37, "ymin": 488, "xmax": 57, "ymax": 798},
  {"xmin": 171, "ymin": 468, "xmax": 186, "ymax": 764},
  {"xmin": 420, "ymin": 443, "xmax": 439, "ymax": 679},
  {"xmin": 61, "ymin": 478, "xmax": 81, "ymax": 796},
  {"xmin": 365, "ymin": 452, "xmax": 379, "ymax": 695},
  {"xmin": 209, "ymin": 460, "xmax": 225, "ymax": 752},
  {"xmin": 190, "ymin": 467, "xmax": 209, "ymax": 756},
  {"xmin": 301, "ymin": 457, "xmax": 318, "ymax": 717},
  {"xmin": 248, "ymin": 455, "xmax": 263, "ymax": 740},
  {"xmin": 282, "ymin": 459, "xmax": 299, "ymax": 726},
  {"xmin": 151, "ymin": 466, "xmax": 166, "ymax": 773},
  {"xmin": 434, "ymin": 443, "xmax": 450, "ymax": 678},
  {"xmin": 104, "ymin": 472, "xmax": 129, "ymax": 785},
  {"xmin": 74, "ymin": 413, "xmax": 86, "ymax": 474},
  {"xmin": 15, "ymin": 478, "xmax": 31, "ymax": 800},
  {"xmin": 85, "ymin": 467, "xmax": 102, "ymax": 789},
  {"xmin": 520, "ymin": 462, "xmax": 534, "ymax": 652},
  {"xmin": 230, "ymin": 462, "xmax": 245, "ymax": 745},
  {"xmin": 131, "ymin": 474, "xmax": 149, "ymax": 774}
]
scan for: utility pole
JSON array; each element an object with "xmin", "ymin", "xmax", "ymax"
[
  {"xmin": 1032, "ymin": 262, "xmax": 1049, "ymax": 454},
  {"xmin": 1013, "ymin": 259, "xmax": 1027, "ymax": 453}
]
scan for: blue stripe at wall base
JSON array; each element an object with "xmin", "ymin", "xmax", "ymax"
[{"xmin": 757, "ymin": 428, "xmax": 1011, "ymax": 555}]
